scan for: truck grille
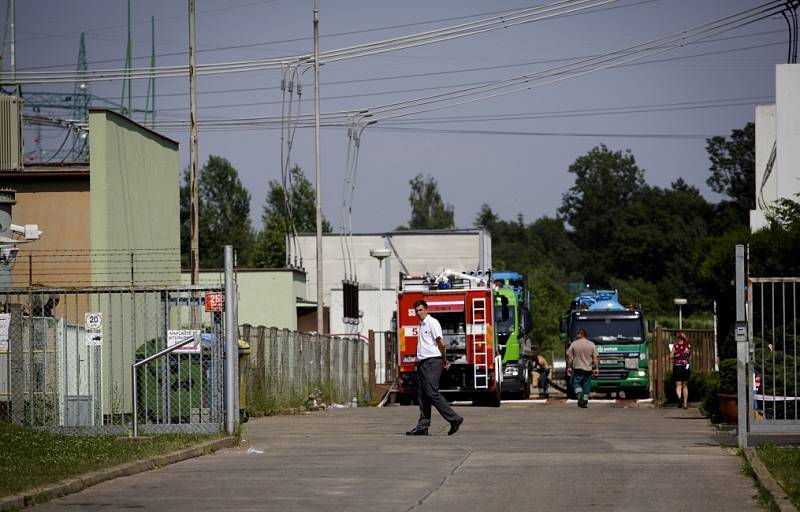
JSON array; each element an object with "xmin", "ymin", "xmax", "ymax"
[{"xmin": 597, "ymin": 370, "xmax": 628, "ymax": 380}]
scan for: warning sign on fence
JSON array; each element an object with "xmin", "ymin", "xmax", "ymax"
[
  {"xmin": 205, "ymin": 292, "xmax": 224, "ymax": 312},
  {"xmin": 167, "ymin": 329, "xmax": 201, "ymax": 353}
]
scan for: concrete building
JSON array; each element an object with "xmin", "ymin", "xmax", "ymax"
[
  {"xmin": 180, "ymin": 268, "xmax": 328, "ymax": 332},
  {"xmin": 294, "ymin": 229, "xmax": 492, "ymax": 334},
  {"xmin": 751, "ymin": 64, "xmax": 800, "ymax": 231},
  {"xmin": 1, "ymin": 109, "xmax": 181, "ymax": 286}
]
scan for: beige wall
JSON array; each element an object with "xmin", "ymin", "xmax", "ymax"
[{"xmin": 1, "ymin": 175, "xmax": 90, "ymax": 287}]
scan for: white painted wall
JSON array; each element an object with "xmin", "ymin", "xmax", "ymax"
[
  {"xmin": 293, "ymin": 230, "xmax": 491, "ymax": 307},
  {"xmin": 776, "ymin": 65, "xmax": 800, "ymax": 202},
  {"xmin": 752, "ymin": 64, "xmax": 800, "ymax": 232}
]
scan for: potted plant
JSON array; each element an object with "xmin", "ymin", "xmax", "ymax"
[{"xmin": 718, "ymin": 359, "xmax": 738, "ymax": 424}]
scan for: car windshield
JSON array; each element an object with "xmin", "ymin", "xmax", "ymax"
[
  {"xmin": 494, "ymin": 304, "xmax": 515, "ymax": 334},
  {"xmin": 573, "ymin": 318, "xmax": 643, "ymax": 344}
]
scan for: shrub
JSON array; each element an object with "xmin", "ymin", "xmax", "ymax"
[{"xmin": 719, "ymin": 358, "xmax": 737, "ymax": 394}]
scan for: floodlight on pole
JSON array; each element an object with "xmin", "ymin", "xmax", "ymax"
[
  {"xmin": 370, "ymin": 248, "xmax": 391, "ymax": 337},
  {"xmin": 673, "ymin": 298, "xmax": 687, "ymax": 330}
]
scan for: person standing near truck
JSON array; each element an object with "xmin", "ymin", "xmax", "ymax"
[
  {"xmin": 406, "ymin": 300, "xmax": 464, "ymax": 436},
  {"xmin": 566, "ymin": 328, "xmax": 599, "ymax": 408},
  {"xmin": 533, "ymin": 353, "xmax": 551, "ymax": 399}
]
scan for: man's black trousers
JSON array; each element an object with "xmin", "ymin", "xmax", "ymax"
[{"xmin": 415, "ymin": 357, "xmax": 461, "ymax": 430}]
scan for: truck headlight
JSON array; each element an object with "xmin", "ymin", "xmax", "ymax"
[
  {"xmin": 504, "ymin": 366, "xmax": 519, "ymax": 377},
  {"xmin": 624, "ymin": 358, "xmax": 639, "ymax": 370}
]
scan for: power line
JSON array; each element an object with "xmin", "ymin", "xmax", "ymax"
[{"xmin": 0, "ymin": 0, "xmax": 623, "ymax": 84}]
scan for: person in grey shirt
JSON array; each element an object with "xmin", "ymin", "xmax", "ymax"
[
  {"xmin": 566, "ymin": 328, "xmax": 599, "ymax": 408},
  {"xmin": 406, "ymin": 300, "xmax": 464, "ymax": 436}
]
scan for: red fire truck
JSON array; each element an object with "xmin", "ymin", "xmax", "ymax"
[{"xmin": 395, "ymin": 270, "xmax": 501, "ymax": 407}]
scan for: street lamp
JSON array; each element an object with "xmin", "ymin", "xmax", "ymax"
[
  {"xmin": 673, "ymin": 298, "xmax": 687, "ymax": 329},
  {"xmin": 369, "ymin": 249, "xmax": 391, "ymax": 336}
]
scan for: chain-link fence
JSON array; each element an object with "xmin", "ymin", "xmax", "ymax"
[
  {"xmin": 240, "ymin": 325, "xmax": 366, "ymax": 415},
  {"xmin": 0, "ymin": 286, "xmax": 228, "ymax": 434}
]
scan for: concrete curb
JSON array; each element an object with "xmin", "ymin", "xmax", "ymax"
[
  {"xmin": 0, "ymin": 436, "xmax": 238, "ymax": 511},
  {"xmin": 744, "ymin": 447, "xmax": 797, "ymax": 512}
]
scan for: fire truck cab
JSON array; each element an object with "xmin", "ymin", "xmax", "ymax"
[{"xmin": 395, "ymin": 270, "xmax": 502, "ymax": 407}]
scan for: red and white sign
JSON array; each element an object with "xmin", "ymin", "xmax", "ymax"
[{"xmin": 205, "ymin": 292, "xmax": 225, "ymax": 312}]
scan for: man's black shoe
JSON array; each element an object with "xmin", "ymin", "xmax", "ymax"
[
  {"xmin": 448, "ymin": 417, "xmax": 463, "ymax": 436},
  {"xmin": 406, "ymin": 428, "xmax": 428, "ymax": 436}
]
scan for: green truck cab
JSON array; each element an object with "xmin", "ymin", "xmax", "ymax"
[
  {"xmin": 494, "ymin": 273, "xmax": 533, "ymax": 399},
  {"xmin": 560, "ymin": 289, "xmax": 649, "ymax": 399}
]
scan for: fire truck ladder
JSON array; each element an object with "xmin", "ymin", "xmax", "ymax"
[{"xmin": 471, "ymin": 297, "xmax": 489, "ymax": 389}]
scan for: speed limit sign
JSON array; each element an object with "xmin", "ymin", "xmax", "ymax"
[{"xmin": 85, "ymin": 313, "xmax": 103, "ymax": 330}]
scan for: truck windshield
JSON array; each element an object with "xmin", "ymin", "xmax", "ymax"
[
  {"xmin": 572, "ymin": 318, "xmax": 643, "ymax": 344},
  {"xmin": 494, "ymin": 304, "xmax": 515, "ymax": 335}
]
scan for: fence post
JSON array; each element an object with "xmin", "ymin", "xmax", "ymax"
[
  {"xmin": 368, "ymin": 330, "xmax": 376, "ymax": 401},
  {"xmin": 735, "ymin": 244, "xmax": 748, "ymax": 449},
  {"xmin": 224, "ymin": 245, "xmax": 237, "ymax": 435},
  {"xmin": 654, "ymin": 328, "xmax": 663, "ymax": 403},
  {"xmin": 9, "ymin": 303, "xmax": 24, "ymax": 425}
]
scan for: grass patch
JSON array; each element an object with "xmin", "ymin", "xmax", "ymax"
[
  {"xmin": 739, "ymin": 449, "xmax": 779, "ymax": 511},
  {"xmin": 756, "ymin": 444, "xmax": 800, "ymax": 509},
  {"xmin": 0, "ymin": 421, "xmax": 222, "ymax": 498}
]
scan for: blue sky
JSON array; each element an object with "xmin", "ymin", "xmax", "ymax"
[{"xmin": 5, "ymin": 0, "xmax": 787, "ymax": 231}]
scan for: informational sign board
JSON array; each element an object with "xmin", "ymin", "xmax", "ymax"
[
  {"xmin": 85, "ymin": 312, "xmax": 103, "ymax": 347},
  {"xmin": 167, "ymin": 329, "xmax": 201, "ymax": 354},
  {"xmin": 205, "ymin": 292, "xmax": 224, "ymax": 312},
  {"xmin": 0, "ymin": 313, "xmax": 10, "ymax": 350}
]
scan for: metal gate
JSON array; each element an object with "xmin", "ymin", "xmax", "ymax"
[
  {"xmin": 0, "ymin": 285, "xmax": 229, "ymax": 434},
  {"xmin": 748, "ymin": 277, "xmax": 800, "ymax": 433}
]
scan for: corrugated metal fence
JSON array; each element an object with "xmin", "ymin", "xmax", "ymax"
[
  {"xmin": 240, "ymin": 325, "xmax": 366, "ymax": 414},
  {"xmin": 652, "ymin": 328, "xmax": 717, "ymax": 402}
]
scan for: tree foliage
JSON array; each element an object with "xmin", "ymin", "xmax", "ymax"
[
  {"xmin": 403, "ymin": 173, "xmax": 455, "ymax": 230},
  {"xmin": 705, "ymin": 122, "xmax": 755, "ymax": 222},
  {"xmin": 180, "ymin": 155, "xmax": 255, "ymax": 268},
  {"xmin": 252, "ymin": 165, "xmax": 331, "ymax": 268},
  {"xmin": 558, "ymin": 145, "xmax": 646, "ymax": 283}
]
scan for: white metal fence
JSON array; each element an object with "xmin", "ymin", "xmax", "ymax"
[{"xmin": 748, "ymin": 277, "xmax": 800, "ymax": 432}]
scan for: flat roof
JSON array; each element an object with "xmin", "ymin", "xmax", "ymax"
[
  {"xmin": 0, "ymin": 162, "xmax": 89, "ymax": 179},
  {"xmin": 89, "ymin": 108, "xmax": 179, "ymax": 148}
]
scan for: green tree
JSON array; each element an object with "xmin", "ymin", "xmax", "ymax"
[
  {"xmin": 402, "ymin": 173, "xmax": 455, "ymax": 230},
  {"xmin": 705, "ymin": 122, "xmax": 755, "ymax": 218},
  {"xmin": 179, "ymin": 155, "xmax": 255, "ymax": 269},
  {"xmin": 252, "ymin": 165, "xmax": 331, "ymax": 268},
  {"xmin": 559, "ymin": 145, "xmax": 646, "ymax": 283}
]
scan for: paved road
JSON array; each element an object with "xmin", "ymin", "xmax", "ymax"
[{"xmin": 32, "ymin": 402, "xmax": 759, "ymax": 511}]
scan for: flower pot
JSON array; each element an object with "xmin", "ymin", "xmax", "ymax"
[{"xmin": 719, "ymin": 393, "xmax": 738, "ymax": 424}]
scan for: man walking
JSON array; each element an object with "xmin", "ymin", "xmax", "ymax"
[
  {"xmin": 566, "ymin": 328, "xmax": 599, "ymax": 408},
  {"xmin": 406, "ymin": 300, "xmax": 464, "ymax": 436}
]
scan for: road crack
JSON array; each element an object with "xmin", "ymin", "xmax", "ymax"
[{"xmin": 406, "ymin": 449, "xmax": 472, "ymax": 512}]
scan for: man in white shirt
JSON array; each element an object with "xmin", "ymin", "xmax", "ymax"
[{"xmin": 406, "ymin": 299, "xmax": 464, "ymax": 436}]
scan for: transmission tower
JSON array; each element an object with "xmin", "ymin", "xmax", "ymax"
[
  {"xmin": 143, "ymin": 16, "xmax": 156, "ymax": 128},
  {"xmin": 69, "ymin": 32, "xmax": 90, "ymax": 160},
  {"xmin": 120, "ymin": 0, "xmax": 132, "ymax": 116}
]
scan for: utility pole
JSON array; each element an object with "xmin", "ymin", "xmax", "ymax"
[
  {"xmin": 313, "ymin": 0, "xmax": 323, "ymax": 334},
  {"xmin": 189, "ymin": 0, "xmax": 200, "ymax": 285}
]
